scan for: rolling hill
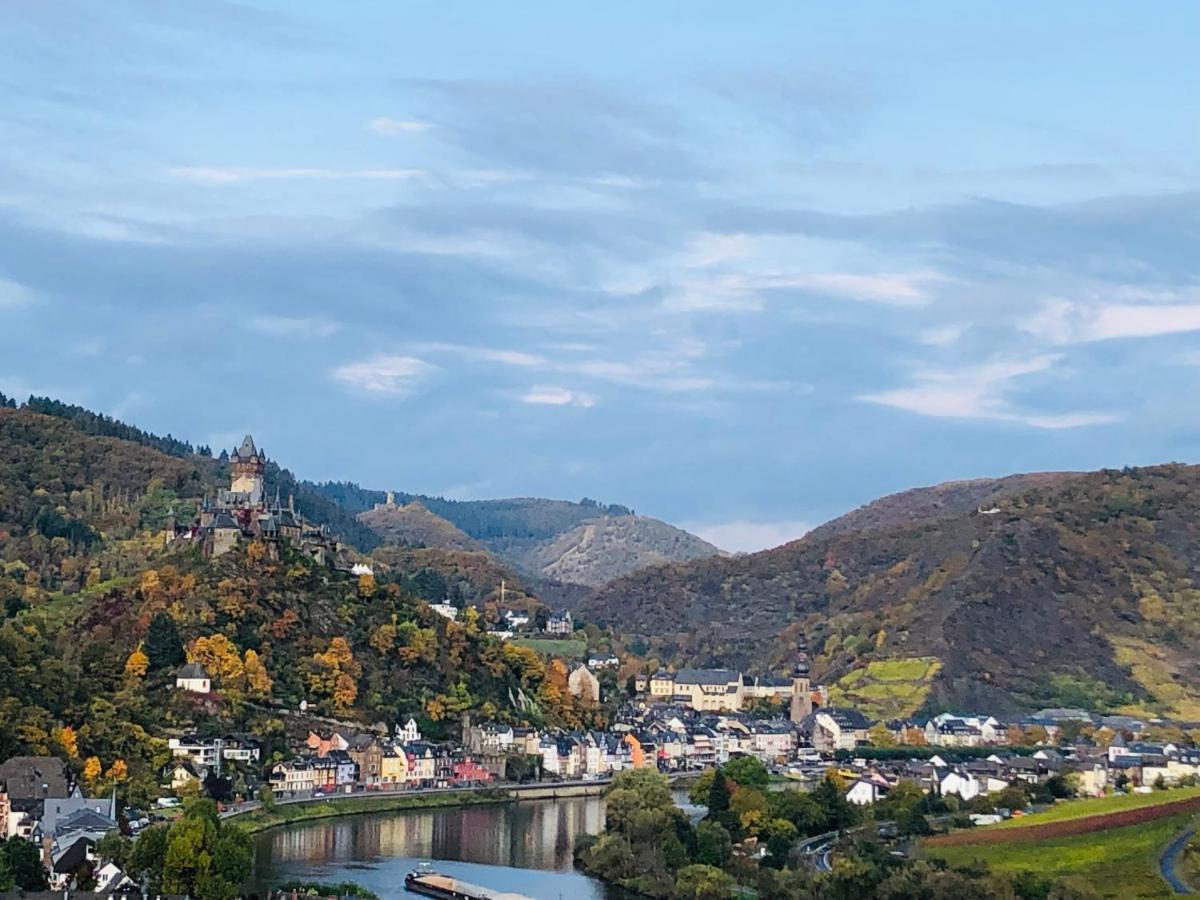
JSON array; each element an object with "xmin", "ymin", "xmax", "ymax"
[
  {"xmin": 579, "ymin": 465, "xmax": 1200, "ymax": 717},
  {"xmin": 318, "ymin": 483, "xmax": 721, "ymax": 587},
  {"xmin": 0, "ymin": 401, "xmax": 598, "ymax": 801}
]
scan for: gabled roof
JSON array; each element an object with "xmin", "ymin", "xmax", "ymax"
[
  {"xmin": 0, "ymin": 756, "xmax": 70, "ymax": 801},
  {"xmin": 176, "ymin": 662, "xmax": 209, "ymax": 680},
  {"xmin": 675, "ymin": 668, "xmax": 740, "ymax": 686}
]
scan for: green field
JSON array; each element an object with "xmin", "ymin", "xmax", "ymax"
[
  {"xmin": 510, "ymin": 638, "xmax": 588, "ymax": 660},
  {"xmin": 923, "ymin": 814, "xmax": 1192, "ymax": 900},
  {"xmin": 994, "ymin": 787, "xmax": 1200, "ymax": 829},
  {"xmin": 826, "ymin": 656, "xmax": 941, "ymax": 718}
]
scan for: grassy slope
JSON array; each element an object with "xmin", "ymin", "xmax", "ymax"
[
  {"xmin": 924, "ymin": 814, "xmax": 1189, "ymax": 900},
  {"xmin": 826, "ymin": 657, "xmax": 941, "ymax": 718},
  {"xmin": 510, "ymin": 638, "xmax": 588, "ymax": 661},
  {"xmin": 993, "ymin": 787, "xmax": 1200, "ymax": 829}
]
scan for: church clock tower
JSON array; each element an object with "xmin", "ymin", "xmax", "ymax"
[{"xmin": 789, "ymin": 635, "xmax": 813, "ymax": 724}]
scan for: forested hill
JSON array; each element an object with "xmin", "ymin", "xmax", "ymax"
[
  {"xmin": 315, "ymin": 481, "xmax": 720, "ymax": 586},
  {"xmin": 312, "ymin": 482, "xmax": 633, "ymax": 540},
  {"xmin": 0, "ymin": 404, "xmax": 608, "ymax": 804},
  {"xmin": 581, "ymin": 464, "xmax": 1200, "ymax": 718}
]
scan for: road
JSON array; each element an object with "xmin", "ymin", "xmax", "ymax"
[{"xmin": 1159, "ymin": 822, "xmax": 1196, "ymax": 895}]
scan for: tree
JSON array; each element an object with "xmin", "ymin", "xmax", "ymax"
[
  {"xmin": 730, "ymin": 786, "xmax": 770, "ymax": 836},
  {"xmin": 688, "ymin": 768, "xmax": 716, "ymax": 805},
  {"xmin": 0, "ymin": 837, "xmax": 50, "ymax": 890},
  {"xmin": 672, "ymin": 864, "xmax": 735, "ymax": 900},
  {"xmin": 705, "ymin": 767, "xmax": 738, "ymax": 836},
  {"xmin": 767, "ymin": 788, "xmax": 827, "ymax": 836},
  {"xmin": 724, "ymin": 755, "xmax": 770, "ymax": 791},
  {"xmin": 157, "ymin": 799, "xmax": 253, "ymax": 899},
  {"xmin": 243, "ymin": 649, "xmax": 273, "ymax": 699},
  {"xmin": 106, "ymin": 758, "xmax": 129, "ymax": 781},
  {"xmin": 145, "ymin": 612, "xmax": 185, "ymax": 670},
  {"xmin": 83, "ymin": 755, "xmax": 102, "ymax": 783},
  {"xmin": 812, "ymin": 774, "xmax": 859, "ymax": 830},
  {"xmin": 694, "ymin": 820, "xmax": 731, "ymax": 867},
  {"xmin": 189, "ymin": 634, "xmax": 244, "ymax": 688},
  {"xmin": 124, "ymin": 647, "xmax": 149, "ymax": 679},
  {"xmin": 95, "ymin": 830, "xmax": 132, "ymax": 869}
]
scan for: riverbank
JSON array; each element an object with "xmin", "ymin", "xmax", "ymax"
[
  {"xmin": 249, "ymin": 792, "xmax": 613, "ymax": 899},
  {"xmin": 233, "ymin": 789, "xmax": 515, "ymax": 834}
]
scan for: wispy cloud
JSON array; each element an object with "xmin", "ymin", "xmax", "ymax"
[
  {"xmin": 661, "ymin": 270, "xmax": 940, "ymax": 313},
  {"xmin": 1021, "ymin": 297, "xmax": 1200, "ymax": 344},
  {"xmin": 249, "ymin": 314, "xmax": 340, "ymax": 339},
  {"xmin": 367, "ymin": 116, "xmax": 433, "ymax": 135},
  {"xmin": 521, "ymin": 385, "xmax": 595, "ymax": 407},
  {"xmin": 331, "ymin": 354, "xmax": 433, "ymax": 395},
  {"xmin": 861, "ymin": 355, "xmax": 1118, "ymax": 429},
  {"xmin": 168, "ymin": 166, "xmax": 426, "ymax": 184},
  {"xmin": 0, "ymin": 277, "xmax": 36, "ymax": 308},
  {"xmin": 919, "ymin": 323, "xmax": 970, "ymax": 346},
  {"xmin": 687, "ymin": 519, "xmax": 813, "ymax": 553}
]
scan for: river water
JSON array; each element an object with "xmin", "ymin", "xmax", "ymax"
[{"xmin": 250, "ymin": 796, "xmax": 622, "ymax": 899}]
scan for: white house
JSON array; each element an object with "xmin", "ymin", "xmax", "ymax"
[
  {"xmin": 430, "ymin": 603, "xmax": 458, "ymax": 621},
  {"xmin": 846, "ymin": 774, "xmax": 891, "ymax": 806},
  {"xmin": 397, "ymin": 717, "xmax": 422, "ymax": 743},
  {"xmin": 939, "ymin": 770, "xmax": 982, "ymax": 801},
  {"xmin": 174, "ymin": 662, "xmax": 211, "ymax": 694}
]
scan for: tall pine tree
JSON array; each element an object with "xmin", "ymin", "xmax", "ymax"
[{"xmin": 144, "ymin": 613, "xmax": 185, "ymax": 670}]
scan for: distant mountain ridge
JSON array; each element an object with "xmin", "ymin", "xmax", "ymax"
[
  {"xmin": 580, "ymin": 464, "xmax": 1200, "ymax": 718},
  {"xmin": 313, "ymin": 482, "xmax": 720, "ymax": 587}
]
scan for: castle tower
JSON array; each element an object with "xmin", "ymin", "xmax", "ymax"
[
  {"xmin": 229, "ymin": 434, "xmax": 266, "ymax": 504},
  {"xmin": 789, "ymin": 635, "xmax": 813, "ymax": 724}
]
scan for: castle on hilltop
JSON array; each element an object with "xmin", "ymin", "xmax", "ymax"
[{"xmin": 182, "ymin": 434, "xmax": 342, "ymax": 564}]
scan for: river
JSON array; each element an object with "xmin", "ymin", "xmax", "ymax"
[{"xmin": 250, "ymin": 795, "xmax": 624, "ymax": 899}]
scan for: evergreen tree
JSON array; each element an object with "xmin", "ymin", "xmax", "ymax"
[
  {"xmin": 705, "ymin": 767, "xmax": 738, "ymax": 835},
  {"xmin": 145, "ymin": 613, "xmax": 185, "ymax": 670}
]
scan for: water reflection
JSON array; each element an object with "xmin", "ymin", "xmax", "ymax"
[{"xmin": 252, "ymin": 796, "xmax": 613, "ymax": 899}]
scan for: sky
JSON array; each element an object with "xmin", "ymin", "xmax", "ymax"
[{"xmin": 2, "ymin": 2, "xmax": 1199, "ymax": 552}]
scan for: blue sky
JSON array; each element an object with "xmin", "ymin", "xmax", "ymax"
[{"xmin": 2, "ymin": 2, "xmax": 1199, "ymax": 551}]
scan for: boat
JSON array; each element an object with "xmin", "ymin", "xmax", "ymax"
[{"xmin": 405, "ymin": 864, "xmax": 532, "ymax": 900}]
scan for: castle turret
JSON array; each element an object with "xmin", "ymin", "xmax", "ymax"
[
  {"xmin": 789, "ymin": 636, "xmax": 813, "ymax": 724},
  {"xmin": 229, "ymin": 434, "xmax": 266, "ymax": 504}
]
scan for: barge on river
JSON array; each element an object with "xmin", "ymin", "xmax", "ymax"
[{"xmin": 404, "ymin": 866, "xmax": 532, "ymax": 900}]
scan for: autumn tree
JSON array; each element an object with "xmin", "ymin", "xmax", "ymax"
[
  {"xmin": 83, "ymin": 755, "xmax": 102, "ymax": 783},
  {"xmin": 189, "ymin": 634, "xmax": 244, "ymax": 689},
  {"xmin": 124, "ymin": 647, "xmax": 150, "ymax": 680},
  {"xmin": 243, "ymin": 649, "xmax": 273, "ymax": 700},
  {"xmin": 52, "ymin": 725, "xmax": 79, "ymax": 759},
  {"xmin": 308, "ymin": 637, "xmax": 361, "ymax": 712}
]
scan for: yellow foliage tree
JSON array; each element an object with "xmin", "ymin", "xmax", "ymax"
[
  {"xmin": 106, "ymin": 758, "xmax": 129, "ymax": 782},
  {"xmin": 246, "ymin": 540, "xmax": 266, "ymax": 563},
  {"xmin": 82, "ymin": 756, "xmax": 102, "ymax": 783},
  {"xmin": 53, "ymin": 725, "xmax": 79, "ymax": 759},
  {"xmin": 140, "ymin": 569, "xmax": 162, "ymax": 602},
  {"xmin": 189, "ymin": 633, "xmax": 244, "ymax": 688},
  {"xmin": 369, "ymin": 622, "xmax": 397, "ymax": 655},
  {"xmin": 333, "ymin": 673, "xmax": 358, "ymax": 711},
  {"xmin": 243, "ymin": 649, "xmax": 273, "ymax": 699},
  {"xmin": 124, "ymin": 648, "xmax": 150, "ymax": 679},
  {"xmin": 357, "ymin": 573, "xmax": 376, "ymax": 598},
  {"xmin": 308, "ymin": 637, "xmax": 361, "ymax": 712}
]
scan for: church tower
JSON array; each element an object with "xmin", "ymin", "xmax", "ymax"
[
  {"xmin": 229, "ymin": 434, "xmax": 266, "ymax": 504},
  {"xmin": 789, "ymin": 635, "xmax": 813, "ymax": 724}
]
